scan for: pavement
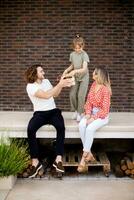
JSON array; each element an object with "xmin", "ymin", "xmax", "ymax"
[
  {"xmin": 0, "ymin": 176, "xmax": 134, "ymax": 200},
  {"xmin": 0, "ymin": 190, "xmax": 9, "ymax": 200}
]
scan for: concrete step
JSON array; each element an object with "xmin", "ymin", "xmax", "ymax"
[{"xmin": 0, "ymin": 112, "xmax": 134, "ymax": 138}]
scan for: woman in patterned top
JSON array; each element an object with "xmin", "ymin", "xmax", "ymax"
[{"xmin": 77, "ymin": 67, "xmax": 112, "ymax": 173}]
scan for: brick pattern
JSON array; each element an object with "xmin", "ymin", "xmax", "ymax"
[{"xmin": 0, "ymin": 0, "xmax": 133, "ymax": 111}]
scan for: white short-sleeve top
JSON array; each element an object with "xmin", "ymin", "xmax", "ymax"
[{"xmin": 26, "ymin": 79, "xmax": 56, "ymax": 111}]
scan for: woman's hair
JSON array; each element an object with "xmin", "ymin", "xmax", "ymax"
[
  {"xmin": 94, "ymin": 67, "xmax": 112, "ymax": 95},
  {"xmin": 24, "ymin": 64, "xmax": 40, "ymax": 83},
  {"xmin": 72, "ymin": 34, "xmax": 85, "ymax": 49}
]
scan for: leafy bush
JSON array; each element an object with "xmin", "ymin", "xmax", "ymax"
[{"xmin": 0, "ymin": 138, "xmax": 29, "ymax": 177}]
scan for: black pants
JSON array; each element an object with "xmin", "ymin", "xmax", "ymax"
[{"xmin": 27, "ymin": 108, "xmax": 65, "ymax": 159}]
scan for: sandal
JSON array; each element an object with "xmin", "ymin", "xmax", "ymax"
[
  {"xmin": 84, "ymin": 152, "xmax": 96, "ymax": 163},
  {"xmin": 77, "ymin": 164, "xmax": 88, "ymax": 173}
]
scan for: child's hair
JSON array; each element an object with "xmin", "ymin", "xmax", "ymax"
[
  {"xmin": 94, "ymin": 66, "xmax": 112, "ymax": 95},
  {"xmin": 72, "ymin": 34, "xmax": 85, "ymax": 49},
  {"xmin": 24, "ymin": 64, "xmax": 41, "ymax": 83}
]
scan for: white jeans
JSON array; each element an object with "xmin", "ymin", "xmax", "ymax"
[{"xmin": 78, "ymin": 108, "xmax": 109, "ymax": 152}]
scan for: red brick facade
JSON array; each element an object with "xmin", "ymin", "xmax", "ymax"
[{"xmin": 0, "ymin": 0, "xmax": 133, "ymax": 111}]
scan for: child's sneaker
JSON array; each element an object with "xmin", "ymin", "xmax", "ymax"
[
  {"xmin": 76, "ymin": 113, "xmax": 82, "ymax": 122},
  {"xmin": 71, "ymin": 111, "xmax": 77, "ymax": 120}
]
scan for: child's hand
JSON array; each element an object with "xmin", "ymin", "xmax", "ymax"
[
  {"xmin": 62, "ymin": 69, "xmax": 68, "ymax": 77},
  {"xmin": 66, "ymin": 70, "xmax": 75, "ymax": 77}
]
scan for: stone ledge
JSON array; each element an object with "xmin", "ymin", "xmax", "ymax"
[{"xmin": 0, "ymin": 112, "xmax": 134, "ymax": 139}]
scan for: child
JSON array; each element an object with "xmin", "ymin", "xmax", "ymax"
[{"xmin": 63, "ymin": 35, "xmax": 90, "ymax": 122}]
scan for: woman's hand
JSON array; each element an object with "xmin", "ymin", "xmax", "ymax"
[
  {"xmin": 81, "ymin": 113, "xmax": 85, "ymax": 118},
  {"xmin": 84, "ymin": 114, "xmax": 91, "ymax": 119},
  {"xmin": 86, "ymin": 117, "xmax": 94, "ymax": 125}
]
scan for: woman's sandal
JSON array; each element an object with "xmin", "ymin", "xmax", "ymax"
[
  {"xmin": 77, "ymin": 164, "xmax": 88, "ymax": 173},
  {"xmin": 84, "ymin": 153, "xmax": 96, "ymax": 164}
]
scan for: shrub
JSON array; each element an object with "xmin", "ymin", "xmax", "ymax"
[{"xmin": 0, "ymin": 138, "xmax": 29, "ymax": 177}]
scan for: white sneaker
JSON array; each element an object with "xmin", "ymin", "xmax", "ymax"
[
  {"xmin": 76, "ymin": 113, "xmax": 81, "ymax": 122},
  {"xmin": 72, "ymin": 111, "xmax": 77, "ymax": 120}
]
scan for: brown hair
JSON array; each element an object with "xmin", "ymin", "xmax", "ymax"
[
  {"xmin": 24, "ymin": 64, "xmax": 41, "ymax": 83},
  {"xmin": 94, "ymin": 66, "xmax": 112, "ymax": 95},
  {"xmin": 72, "ymin": 34, "xmax": 85, "ymax": 49}
]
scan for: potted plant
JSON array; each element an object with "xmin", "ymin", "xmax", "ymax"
[{"xmin": 0, "ymin": 138, "xmax": 29, "ymax": 189}]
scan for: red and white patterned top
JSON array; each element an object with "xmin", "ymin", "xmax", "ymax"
[{"xmin": 84, "ymin": 81, "xmax": 111, "ymax": 120}]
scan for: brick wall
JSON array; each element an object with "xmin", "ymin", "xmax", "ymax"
[{"xmin": 0, "ymin": 0, "xmax": 133, "ymax": 111}]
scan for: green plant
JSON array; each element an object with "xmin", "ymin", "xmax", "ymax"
[{"xmin": 0, "ymin": 138, "xmax": 29, "ymax": 177}]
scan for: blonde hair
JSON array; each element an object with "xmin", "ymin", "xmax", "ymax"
[
  {"xmin": 94, "ymin": 67, "xmax": 112, "ymax": 95},
  {"xmin": 72, "ymin": 34, "xmax": 85, "ymax": 49}
]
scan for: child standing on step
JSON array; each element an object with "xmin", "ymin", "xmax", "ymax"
[{"xmin": 63, "ymin": 35, "xmax": 90, "ymax": 122}]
